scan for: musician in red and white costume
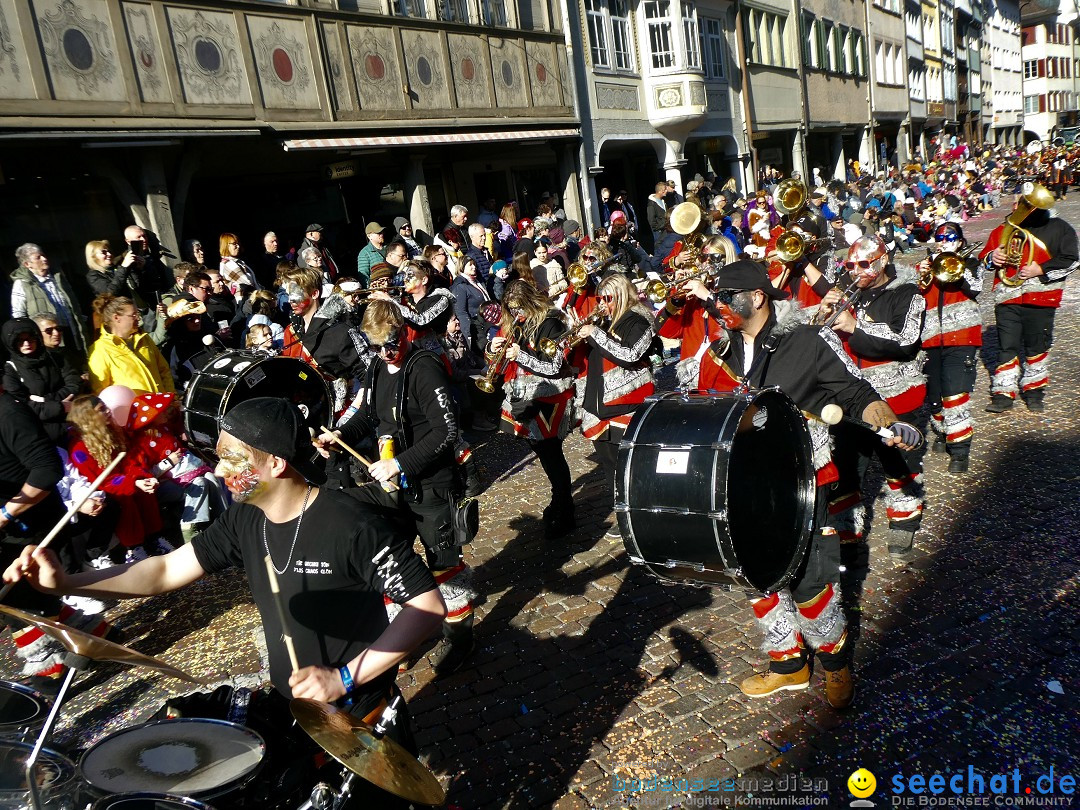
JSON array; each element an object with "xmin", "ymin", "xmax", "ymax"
[
  {"xmin": 918, "ymin": 223, "xmax": 982, "ymax": 474},
  {"xmin": 654, "ymin": 235, "xmax": 738, "ymax": 388},
  {"xmin": 825, "ymin": 236, "xmax": 926, "ymax": 556},
  {"xmin": 693, "ymin": 259, "xmax": 916, "ymax": 709},
  {"xmin": 980, "ymin": 183, "xmax": 1079, "ymax": 413}
]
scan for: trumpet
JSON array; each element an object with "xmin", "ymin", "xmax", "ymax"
[
  {"xmin": 812, "ymin": 277, "xmax": 862, "ymax": 328},
  {"xmin": 476, "ymin": 325, "xmax": 520, "ymax": 393},
  {"xmin": 917, "ymin": 241, "xmax": 984, "ymax": 290},
  {"xmin": 772, "ymin": 230, "xmax": 833, "ymax": 263},
  {"xmin": 537, "ymin": 302, "xmax": 609, "ymax": 356},
  {"xmin": 355, "ymin": 286, "xmax": 406, "ymax": 297},
  {"xmin": 643, "ymin": 265, "xmax": 722, "ymax": 304}
]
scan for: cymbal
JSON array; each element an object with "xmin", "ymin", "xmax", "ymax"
[
  {"xmin": 291, "ymin": 698, "xmax": 446, "ymax": 806},
  {"xmin": 0, "ymin": 604, "xmax": 206, "ymax": 684}
]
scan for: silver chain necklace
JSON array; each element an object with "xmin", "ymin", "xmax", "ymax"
[{"xmin": 262, "ymin": 485, "xmax": 312, "ymax": 576}]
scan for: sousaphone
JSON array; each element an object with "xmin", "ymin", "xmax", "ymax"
[{"xmin": 669, "ymin": 201, "xmax": 703, "ymax": 236}]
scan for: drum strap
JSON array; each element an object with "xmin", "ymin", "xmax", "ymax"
[{"xmin": 736, "ymin": 334, "xmax": 779, "ymax": 392}]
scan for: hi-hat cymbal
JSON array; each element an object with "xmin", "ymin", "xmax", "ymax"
[
  {"xmin": 0, "ymin": 604, "xmax": 205, "ymax": 684},
  {"xmin": 291, "ymin": 698, "xmax": 446, "ymax": 806}
]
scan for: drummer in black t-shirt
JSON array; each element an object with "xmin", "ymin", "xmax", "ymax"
[{"xmin": 2, "ymin": 397, "xmax": 446, "ymax": 731}]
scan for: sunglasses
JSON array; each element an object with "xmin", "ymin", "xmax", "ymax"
[
  {"xmin": 934, "ymin": 232, "xmax": 960, "ymax": 242},
  {"xmin": 713, "ymin": 289, "xmax": 745, "ymax": 306},
  {"xmin": 600, "ymin": 294, "xmax": 615, "ymax": 303},
  {"xmin": 377, "ymin": 339, "xmax": 401, "ymax": 356},
  {"xmin": 844, "ymin": 260, "xmax": 874, "ymax": 271},
  {"xmin": 41, "ymin": 327, "xmax": 61, "ymax": 335}
]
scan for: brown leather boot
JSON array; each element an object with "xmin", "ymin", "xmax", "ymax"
[
  {"xmin": 739, "ymin": 664, "xmax": 810, "ymax": 697},
  {"xmin": 824, "ymin": 666, "xmax": 854, "ymax": 709}
]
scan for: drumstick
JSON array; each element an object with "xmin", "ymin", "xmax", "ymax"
[
  {"xmin": 0, "ymin": 452, "xmax": 128, "ymax": 602},
  {"xmin": 318, "ymin": 426, "xmax": 400, "ymax": 492},
  {"xmin": 264, "ymin": 555, "xmax": 300, "ymax": 673},
  {"xmin": 814, "ymin": 405, "xmax": 924, "ymax": 449}
]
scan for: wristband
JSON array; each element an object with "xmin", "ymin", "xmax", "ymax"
[
  {"xmin": 0, "ymin": 506, "xmax": 13, "ymax": 523},
  {"xmin": 339, "ymin": 665, "xmax": 354, "ymax": 693},
  {"xmin": 393, "ymin": 458, "xmax": 403, "ymax": 474}
]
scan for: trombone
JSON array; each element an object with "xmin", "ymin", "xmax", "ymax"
[{"xmin": 354, "ymin": 286, "xmax": 406, "ymax": 297}]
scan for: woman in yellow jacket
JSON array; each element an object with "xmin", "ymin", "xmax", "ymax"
[{"xmin": 88, "ymin": 295, "xmax": 175, "ymax": 396}]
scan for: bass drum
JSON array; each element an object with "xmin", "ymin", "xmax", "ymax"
[
  {"xmin": 92, "ymin": 794, "xmax": 215, "ymax": 810},
  {"xmin": 184, "ymin": 351, "xmax": 332, "ymax": 460},
  {"xmin": 0, "ymin": 740, "xmax": 78, "ymax": 810},
  {"xmin": 615, "ymin": 388, "xmax": 816, "ymax": 594},
  {"xmin": 0, "ymin": 681, "xmax": 50, "ymax": 742}
]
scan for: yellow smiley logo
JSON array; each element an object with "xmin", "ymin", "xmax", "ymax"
[{"xmin": 848, "ymin": 768, "xmax": 877, "ymax": 798}]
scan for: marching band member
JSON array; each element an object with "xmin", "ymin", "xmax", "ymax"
[
  {"xmin": 826, "ymin": 236, "xmax": 927, "ymax": 556},
  {"xmin": 917, "ymin": 223, "xmax": 982, "ymax": 473},
  {"xmin": 981, "ymin": 184, "xmax": 1079, "ymax": 413},
  {"xmin": 326, "ymin": 300, "xmax": 478, "ymax": 678},
  {"xmin": 489, "ymin": 281, "xmax": 577, "ymax": 538},
  {"xmin": 654, "ymin": 235, "xmax": 738, "ymax": 388},
  {"xmin": 372, "ymin": 260, "xmax": 456, "ymax": 360},
  {"xmin": 576, "ymin": 274, "xmax": 656, "ymax": 475},
  {"xmin": 695, "ymin": 260, "xmax": 917, "ymax": 708}
]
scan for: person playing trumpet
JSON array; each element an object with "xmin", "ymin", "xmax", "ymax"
[
  {"xmin": 369, "ymin": 260, "xmax": 456, "ymax": 362},
  {"xmin": 918, "ymin": 223, "xmax": 982, "ymax": 473},
  {"xmin": 577, "ymin": 274, "xmax": 656, "ymax": 479},
  {"xmin": 489, "ymin": 281, "xmax": 577, "ymax": 538},
  {"xmin": 654, "ymin": 235, "xmax": 739, "ymax": 388}
]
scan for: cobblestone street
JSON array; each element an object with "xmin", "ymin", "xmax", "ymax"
[{"xmin": 6, "ymin": 198, "xmax": 1079, "ymax": 809}]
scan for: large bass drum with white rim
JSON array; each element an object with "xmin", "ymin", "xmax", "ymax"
[
  {"xmin": 183, "ymin": 350, "xmax": 331, "ymax": 461},
  {"xmin": 615, "ymin": 388, "xmax": 816, "ymax": 593},
  {"xmin": 0, "ymin": 681, "xmax": 50, "ymax": 742},
  {"xmin": 91, "ymin": 794, "xmax": 216, "ymax": 810}
]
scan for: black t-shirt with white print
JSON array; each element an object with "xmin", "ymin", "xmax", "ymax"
[{"xmin": 193, "ymin": 489, "xmax": 436, "ymax": 708}]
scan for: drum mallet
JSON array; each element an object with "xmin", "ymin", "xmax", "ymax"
[
  {"xmin": 817, "ymin": 405, "xmax": 924, "ymax": 450},
  {"xmin": 318, "ymin": 426, "xmax": 400, "ymax": 492},
  {"xmin": 264, "ymin": 555, "xmax": 300, "ymax": 673},
  {"xmin": 0, "ymin": 452, "xmax": 127, "ymax": 602}
]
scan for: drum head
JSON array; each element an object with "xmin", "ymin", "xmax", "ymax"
[
  {"xmin": 617, "ymin": 389, "xmax": 815, "ymax": 593},
  {"xmin": 0, "ymin": 681, "xmax": 48, "ymax": 736},
  {"xmin": 80, "ymin": 719, "xmax": 265, "ymax": 798},
  {"xmin": 184, "ymin": 351, "xmax": 331, "ymax": 459},
  {"xmin": 92, "ymin": 794, "xmax": 216, "ymax": 810},
  {"xmin": 0, "ymin": 740, "xmax": 76, "ymax": 795},
  {"xmin": 726, "ymin": 389, "xmax": 816, "ymax": 592}
]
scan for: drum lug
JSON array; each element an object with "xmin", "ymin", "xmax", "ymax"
[
  {"xmin": 664, "ymin": 558, "xmax": 706, "ymax": 573},
  {"xmin": 613, "ymin": 502, "xmax": 629, "ymax": 513},
  {"xmin": 628, "ymin": 555, "xmax": 645, "ymax": 565},
  {"xmin": 709, "ymin": 509, "xmax": 728, "ymax": 522}
]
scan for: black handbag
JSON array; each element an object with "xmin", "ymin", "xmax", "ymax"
[{"xmin": 452, "ymin": 495, "xmax": 480, "ymax": 546}]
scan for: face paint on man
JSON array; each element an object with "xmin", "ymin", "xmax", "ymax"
[
  {"xmin": 215, "ymin": 447, "xmax": 266, "ymax": 502},
  {"xmin": 378, "ymin": 329, "xmax": 409, "ymax": 365},
  {"xmin": 286, "ymin": 282, "xmax": 314, "ymax": 315}
]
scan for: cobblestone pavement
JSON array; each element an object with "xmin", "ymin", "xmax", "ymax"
[{"xmin": 3, "ymin": 197, "xmax": 1079, "ymax": 809}]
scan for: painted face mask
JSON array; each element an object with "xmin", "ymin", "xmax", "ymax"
[
  {"xmin": 286, "ymin": 282, "xmax": 312, "ymax": 313},
  {"xmin": 377, "ymin": 329, "xmax": 408, "ymax": 365},
  {"xmin": 713, "ymin": 289, "xmax": 751, "ymax": 330}
]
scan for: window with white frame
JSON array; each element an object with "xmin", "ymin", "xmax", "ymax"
[
  {"xmin": 585, "ymin": 0, "xmax": 611, "ymax": 67},
  {"xmin": 585, "ymin": 0, "xmax": 635, "ymax": 72},
  {"xmin": 481, "ymin": 0, "xmax": 507, "ymax": 26},
  {"xmin": 438, "ymin": 0, "xmax": 470, "ymax": 23},
  {"xmin": 682, "ymin": 2, "xmax": 700, "ymax": 69},
  {"xmin": 748, "ymin": 8, "xmax": 788, "ymax": 68},
  {"xmin": 645, "ymin": 0, "xmax": 675, "ymax": 69},
  {"xmin": 701, "ymin": 17, "xmax": 726, "ymax": 79},
  {"xmin": 395, "ymin": 0, "xmax": 428, "ymax": 17},
  {"xmin": 803, "ymin": 12, "xmax": 817, "ymax": 68}
]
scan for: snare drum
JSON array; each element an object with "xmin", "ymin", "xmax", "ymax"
[
  {"xmin": 183, "ymin": 350, "xmax": 331, "ymax": 458},
  {"xmin": 616, "ymin": 388, "xmax": 816, "ymax": 593},
  {"xmin": 0, "ymin": 740, "xmax": 78, "ymax": 810},
  {"xmin": 92, "ymin": 794, "xmax": 215, "ymax": 810},
  {"xmin": 0, "ymin": 682, "xmax": 49, "ymax": 741},
  {"xmin": 79, "ymin": 719, "xmax": 265, "ymax": 800}
]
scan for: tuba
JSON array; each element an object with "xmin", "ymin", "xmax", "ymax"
[
  {"xmin": 772, "ymin": 178, "xmax": 807, "ymax": 219},
  {"xmin": 996, "ymin": 183, "xmax": 1055, "ymax": 287},
  {"xmin": 566, "ymin": 262, "xmax": 589, "ymax": 289}
]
